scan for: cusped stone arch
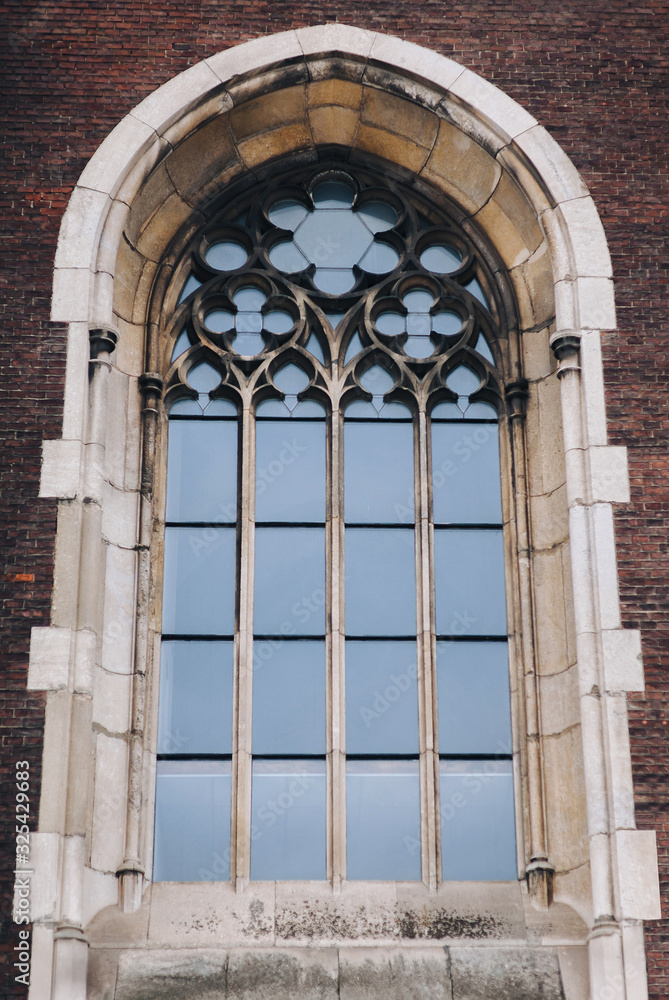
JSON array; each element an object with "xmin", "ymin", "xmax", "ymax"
[{"xmin": 33, "ymin": 23, "xmax": 659, "ymax": 1000}]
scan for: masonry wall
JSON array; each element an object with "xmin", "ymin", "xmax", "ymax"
[{"xmin": 1, "ymin": 3, "xmax": 667, "ymax": 997}]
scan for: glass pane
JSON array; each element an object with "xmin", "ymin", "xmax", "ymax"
[
  {"xmin": 166, "ymin": 420, "xmax": 237, "ymax": 523},
  {"xmin": 169, "ymin": 398, "xmax": 201, "ymax": 416},
  {"xmin": 154, "ymin": 761, "xmax": 231, "ymax": 882},
  {"xmin": 405, "ymin": 336, "xmax": 434, "ymax": 359},
  {"xmin": 171, "ymin": 329, "xmax": 190, "ymax": 362},
  {"xmin": 432, "ymin": 311, "xmax": 463, "ymax": 337},
  {"xmin": 162, "ymin": 527, "xmax": 236, "ymax": 635},
  {"xmin": 446, "ymin": 366, "xmax": 479, "ymax": 397},
  {"xmin": 440, "ymin": 761, "xmax": 516, "ymax": 880},
  {"xmin": 359, "ymin": 366, "xmax": 394, "ymax": 395},
  {"xmin": 345, "ymin": 422, "xmax": 414, "ymax": 523},
  {"xmin": 187, "ymin": 363, "xmax": 222, "ymax": 393},
  {"xmin": 295, "ymin": 210, "xmax": 371, "ymax": 268},
  {"xmin": 253, "ymin": 641, "xmax": 325, "ymax": 754},
  {"xmin": 357, "ymin": 201, "xmax": 398, "ymax": 233},
  {"xmin": 376, "ymin": 311, "xmax": 405, "ymax": 337},
  {"xmin": 233, "ymin": 332, "xmax": 264, "ymax": 356},
  {"xmin": 263, "ymin": 310, "xmax": 293, "ymax": 334},
  {"xmin": 204, "ymin": 308, "xmax": 235, "ymax": 333},
  {"xmin": 256, "ymin": 398, "xmax": 290, "ymax": 417},
  {"xmin": 434, "ymin": 529, "xmax": 507, "ymax": 637},
  {"xmin": 465, "ymin": 277, "xmax": 489, "ymax": 309},
  {"xmin": 431, "ymin": 423, "xmax": 502, "ymax": 524},
  {"xmin": 291, "ymin": 399, "xmax": 325, "ymax": 417},
  {"xmin": 347, "ymin": 761, "xmax": 420, "ymax": 880},
  {"xmin": 466, "ymin": 401, "xmax": 498, "ymax": 418},
  {"xmin": 420, "ymin": 244, "xmax": 462, "ymax": 273},
  {"xmin": 274, "ymin": 363, "xmax": 310, "ymax": 394},
  {"xmin": 359, "ymin": 242, "xmax": 399, "ymax": 274},
  {"xmin": 205, "ymin": 241, "xmax": 247, "ymax": 271},
  {"xmin": 269, "ymin": 241, "xmax": 309, "ymax": 272},
  {"xmin": 159, "ymin": 641, "xmax": 233, "ymax": 754},
  {"xmin": 379, "ymin": 402, "xmax": 412, "ymax": 420},
  {"xmin": 305, "ymin": 333, "xmax": 326, "ymax": 364},
  {"xmin": 313, "ymin": 268, "xmax": 356, "ymax": 294},
  {"xmin": 268, "ymin": 199, "xmax": 308, "ymax": 230},
  {"xmin": 254, "ymin": 528, "xmax": 325, "ymax": 635},
  {"xmin": 251, "ymin": 760, "xmax": 326, "ymax": 880},
  {"xmin": 346, "ymin": 641, "xmax": 418, "ymax": 754},
  {"xmin": 345, "ymin": 400, "xmax": 377, "ymax": 419},
  {"xmin": 204, "ymin": 398, "xmax": 237, "ymax": 417},
  {"xmin": 345, "ymin": 529, "xmax": 416, "ymax": 636},
  {"xmin": 344, "ymin": 331, "xmax": 364, "ymax": 364},
  {"xmin": 236, "ymin": 311, "xmax": 262, "ymax": 333},
  {"xmin": 437, "ymin": 641, "xmax": 511, "ymax": 755},
  {"xmin": 430, "ymin": 401, "xmax": 462, "ymax": 419},
  {"xmin": 403, "ymin": 289, "xmax": 433, "ymax": 312},
  {"xmin": 312, "ymin": 180, "xmax": 355, "ymax": 207},
  {"xmin": 233, "ymin": 286, "xmax": 265, "ymax": 310},
  {"xmin": 177, "ymin": 274, "xmax": 202, "ymax": 303},
  {"xmin": 475, "ymin": 333, "xmax": 495, "ymax": 364}
]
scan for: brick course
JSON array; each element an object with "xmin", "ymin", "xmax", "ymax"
[{"xmin": 1, "ymin": 2, "xmax": 667, "ymax": 996}]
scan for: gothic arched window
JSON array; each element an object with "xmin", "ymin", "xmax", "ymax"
[{"xmin": 153, "ymin": 162, "xmax": 516, "ymax": 885}]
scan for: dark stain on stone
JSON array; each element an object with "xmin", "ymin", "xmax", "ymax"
[{"xmin": 398, "ymin": 908, "xmax": 502, "ymax": 940}]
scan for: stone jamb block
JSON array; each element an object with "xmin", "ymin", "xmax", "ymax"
[
  {"xmin": 602, "ymin": 629, "xmax": 644, "ymax": 693},
  {"xmin": 588, "ymin": 445, "xmax": 630, "ymax": 504},
  {"xmin": 513, "ymin": 125, "xmax": 590, "ymax": 206},
  {"xmin": 606, "ymin": 695, "xmax": 637, "ymax": 832},
  {"xmin": 29, "ymin": 832, "xmax": 61, "ymax": 922},
  {"xmin": 554, "ymin": 276, "xmax": 616, "ymax": 332},
  {"xmin": 369, "ymin": 33, "xmax": 464, "ymax": 93},
  {"xmin": 591, "ymin": 503, "xmax": 622, "ymax": 632},
  {"xmin": 60, "ymin": 322, "xmax": 91, "ymax": 441},
  {"xmin": 28, "ymin": 923, "xmax": 55, "ymax": 1000},
  {"xmin": 96, "ymin": 199, "xmax": 131, "ymax": 277},
  {"xmin": 51, "ymin": 267, "xmax": 94, "ymax": 323},
  {"xmin": 39, "ymin": 438, "xmax": 83, "ymax": 500},
  {"xmin": 614, "ymin": 831, "xmax": 662, "ymax": 920},
  {"xmin": 205, "ymin": 30, "xmax": 303, "ymax": 85},
  {"xmin": 556, "ymin": 197, "xmax": 613, "ymax": 279},
  {"xmin": 448, "ymin": 68, "xmax": 538, "ymax": 142},
  {"xmin": 28, "ymin": 627, "xmax": 73, "ymax": 691},
  {"xmin": 54, "ymin": 187, "xmax": 112, "ymax": 271}
]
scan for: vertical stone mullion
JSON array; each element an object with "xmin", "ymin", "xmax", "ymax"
[
  {"xmin": 329, "ymin": 386, "xmax": 346, "ymax": 885},
  {"xmin": 416, "ymin": 406, "xmax": 439, "ymax": 890},
  {"xmin": 232, "ymin": 399, "xmax": 255, "ymax": 887}
]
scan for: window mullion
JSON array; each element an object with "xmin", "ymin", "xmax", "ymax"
[
  {"xmin": 329, "ymin": 397, "xmax": 346, "ymax": 884},
  {"xmin": 232, "ymin": 401, "xmax": 254, "ymax": 885},
  {"xmin": 416, "ymin": 407, "xmax": 439, "ymax": 890}
]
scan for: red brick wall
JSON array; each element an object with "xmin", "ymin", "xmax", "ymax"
[{"xmin": 1, "ymin": 2, "xmax": 666, "ymax": 996}]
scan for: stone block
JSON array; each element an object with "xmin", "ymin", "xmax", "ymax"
[
  {"xmin": 136, "ymin": 190, "xmax": 195, "ymax": 262},
  {"xmin": 450, "ymin": 945, "xmax": 564, "ymax": 1000},
  {"xmin": 29, "ymin": 923, "xmax": 55, "ymax": 1000},
  {"xmin": 101, "ymin": 484, "xmax": 139, "ymax": 551},
  {"xmin": 78, "ymin": 114, "xmax": 157, "ymax": 200},
  {"xmin": 397, "ymin": 881, "xmax": 527, "ymax": 942},
  {"xmin": 355, "ymin": 123, "xmax": 430, "ymax": 173},
  {"xmin": 558, "ymin": 946, "xmax": 590, "ymax": 1000},
  {"xmin": 589, "ymin": 445, "xmax": 630, "ymax": 504},
  {"xmin": 360, "ymin": 87, "xmax": 439, "ymax": 148},
  {"xmin": 91, "ymin": 733, "xmax": 128, "ymax": 873},
  {"xmin": 422, "ymin": 120, "xmax": 500, "ymax": 215},
  {"xmin": 307, "ymin": 78, "xmax": 363, "ymax": 109},
  {"xmin": 580, "ymin": 330, "xmax": 608, "ymax": 448},
  {"xmin": 115, "ymin": 948, "xmax": 227, "ymax": 1000},
  {"xmin": 165, "ymin": 115, "xmax": 240, "ymax": 206},
  {"xmin": 591, "ymin": 502, "xmax": 622, "ymax": 631},
  {"xmin": 514, "ymin": 126, "xmax": 590, "ymax": 206},
  {"xmin": 52, "ymin": 266, "xmax": 93, "ymax": 323},
  {"xmin": 87, "ymin": 947, "xmax": 120, "ymax": 1000},
  {"xmin": 339, "ymin": 947, "xmax": 451, "ymax": 1000},
  {"xmin": 237, "ymin": 123, "xmax": 313, "ymax": 168},
  {"xmin": 28, "ymin": 626, "xmax": 73, "ymax": 691},
  {"xmin": 229, "ymin": 85, "xmax": 306, "ymax": 142},
  {"xmin": 38, "ymin": 690, "xmax": 72, "ymax": 832},
  {"xmin": 228, "ymin": 948, "xmax": 338, "ymax": 1000},
  {"xmin": 275, "ymin": 881, "xmax": 398, "ymax": 944},
  {"xmin": 54, "ymin": 186, "xmax": 112, "ymax": 271},
  {"xmin": 606, "ymin": 695, "xmax": 636, "ymax": 831},
  {"xmin": 602, "ymin": 629, "xmax": 644, "ymax": 692},
  {"xmin": 532, "ymin": 547, "xmax": 570, "ymax": 677},
  {"xmin": 206, "ymin": 30, "xmax": 302, "ymax": 84},
  {"xmin": 450, "ymin": 70, "xmax": 537, "ymax": 141},
  {"xmin": 539, "ymin": 664, "xmax": 580, "ymax": 735},
  {"xmin": 297, "ymin": 23, "xmax": 375, "ymax": 60},
  {"xmin": 556, "ymin": 197, "xmax": 613, "ymax": 278},
  {"xmin": 511, "ymin": 240, "xmax": 555, "ymax": 332},
  {"xmin": 474, "ymin": 170, "xmax": 544, "ymax": 268},
  {"xmin": 615, "ymin": 830, "xmax": 661, "ymax": 920},
  {"xmin": 554, "ymin": 276, "xmax": 616, "ymax": 332},
  {"xmin": 529, "ymin": 484, "xmax": 569, "ymax": 553},
  {"xmin": 542, "ymin": 728, "xmax": 588, "ymax": 874},
  {"xmin": 61, "ymin": 321, "xmax": 91, "ymax": 441},
  {"xmin": 114, "ymin": 239, "xmax": 149, "ymax": 323},
  {"xmin": 29, "ymin": 832, "xmax": 60, "ymax": 922},
  {"xmin": 132, "ymin": 61, "xmax": 221, "ymax": 132},
  {"xmin": 148, "ymin": 882, "xmax": 275, "ymax": 948},
  {"xmin": 51, "ymin": 501, "xmax": 83, "ymax": 628},
  {"xmin": 93, "ymin": 665, "xmax": 132, "ymax": 735},
  {"xmin": 160, "ymin": 90, "xmax": 232, "ymax": 148},
  {"xmin": 369, "ymin": 34, "xmax": 463, "ymax": 93},
  {"xmin": 101, "ymin": 543, "xmax": 137, "ymax": 676},
  {"xmin": 309, "ymin": 105, "xmax": 359, "ymax": 147},
  {"xmin": 82, "ymin": 868, "xmax": 119, "ymax": 927}
]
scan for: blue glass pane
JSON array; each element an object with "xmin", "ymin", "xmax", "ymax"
[
  {"xmin": 177, "ymin": 274, "xmax": 202, "ymax": 303},
  {"xmin": 305, "ymin": 333, "xmax": 326, "ymax": 364},
  {"xmin": 295, "ymin": 210, "xmax": 371, "ymax": 268},
  {"xmin": 187, "ymin": 363, "xmax": 222, "ymax": 393},
  {"xmin": 359, "ymin": 366, "xmax": 394, "ymax": 395},
  {"xmin": 357, "ymin": 201, "xmax": 398, "ymax": 233},
  {"xmin": 465, "ymin": 278, "xmax": 489, "ymax": 309},
  {"xmin": 474, "ymin": 334, "xmax": 495, "ymax": 364},
  {"xmin": 431, "ymin": 401, "xmax": 462, "ymax": 419},
  {"xmin": 466, "ymin": 401, "xmax": 498, "ymax": 418},
  {"xmin": 376, "ymin": 312, "xmax": 405, "ymax": 337},
  {"xmin": 312, "ymin": 180, "xmax": 355, "ymax": 207},
  {"xmin": 254, "ymin": 528, "xmax": 325, "ymax": 635},
  {"xmin": 204, "ymin": 398, "xmax": 237, "ymax": 417},
  {"xmin": 326, "ymin": 312, "xmax": 346, "ymax": 332},
  {"xmin": 437, "ymin": 641, "xmax": 511, "ymax": 755},
  {"xmin": 432, "ymin": 312, "xmax": 463, "ymax": 337},
  {"xmin": 379, "ymin": 402, "xmax": 412, "ymax": 420},
  {"xmin": 344, "ymin": 331, "xmax": 364, "ymax": 364},
  {"xmin": 313, "ymin": 269, "xmax": 356, "ymax": 294},
  {"xmin": 406, "ymin": 313, "xmax": 431, "ymax": 337},
  {"xmin": 251, "ymin": 760, "xmax": 326, "ymax": 880},
  {"xmin": 256, "ymin": 398, "xmax": 290, "ymax": 417},
  {"xmin": 346, "ymin": 641, "xmax": 419, "ymax": 754},
  {"xmin": 204, "ymin": 309, "xmax": 235, "ymax": 333},
  {"xmin": 405, "ymin": 337, "xmax": 434, "ymax": 359},
  {"xmin": 169, "ymin": 398, "xmax": 201, "ymax": 416},
  {"xmin": 345, "ymin": 529, "xmax": 416, "ymax": 636},
  {"xmin": 171, "ymin": 329, "xmax": 190, "ymax": 362},
  {"xmin": 403, "ymin": 289, "xmax": 433, "ymax": 312},
  {"xmin": 159, "ymin": 641, "xmax": 233, "ymax": 754},
  {"xmin": 256, "ymin": 421, "xmax": 325, "ymax": 522},
  {"xmin": 431, "ymin": 423, "xmax": 502, "ymax": 524},
  {"xmin": 233, "ymin": 332, "xmax": 265, "ymax": 355},
  {"xmin": 420, "ymin": 244, "xmax": 462, "ymax": 274},
  {"xmin": 347, "ymin": 761, "xmax": 421, "ymax": 880},
  {"xmin": 166, "ymin": 420, "xmax": 237, "ymax": 522},
  {"xmin": 434, "ymin": 529, "xmax": 507, "ymax": 636},
  {"xmin": 345, "ymin": 400, "xmax": 378, "ymax": 418},
  {"xmin": 274, "ymin": 364, "xmax": 310, "ymax": 394},
  {"xmin": 154, "ymin": 761, "xmax": 231, "ymax": 882},
  {"xmin": 264, "ymin": 310, "xmax": 294, "ymax": 334},
  {"xmin": 205, "ymin": 241, "xmax": 247, "ymax": 271},
  {"xmin": 253, "ymin": 641, "xmax": 325, "ymax": 754},
  {"xmin": 440, "ymin": 761, "xmax": 516, "ymax": 880},
  {"xmin": 268, "ymin": 200, "xmax": 308, "ymax": 230},
  {"xmin": 345, "ymin": 422, "xmax": 414, "ymax": 523},
  {"xmin": 233, "ymin": 287, "xmax": 265, "ymax": 310},
  {"xmin": 235, "ymin": 311, "xmax": 262, "ymax": 333},
  {"xmin": 359, "ymin": 242, "xmax": 399, "ymax": 274},
  {"xmin": 269, "ymin": 241, "xmax": 309, "ymax": 272},
  {"xmin": 162, "ymin": 527, "xmax": 236, "ymax": 635},
  {"xmin": 291, "ymin": 399, "xmax": 325, "ymax": 417},
  {"xmin": 446, "ymin": 366, "xmax": 479, "ymax": 397}
]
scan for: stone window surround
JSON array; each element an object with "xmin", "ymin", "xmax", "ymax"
[{"xmin": 27, "ymin": 24, "xmax": 660, "ymax": 1000}]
